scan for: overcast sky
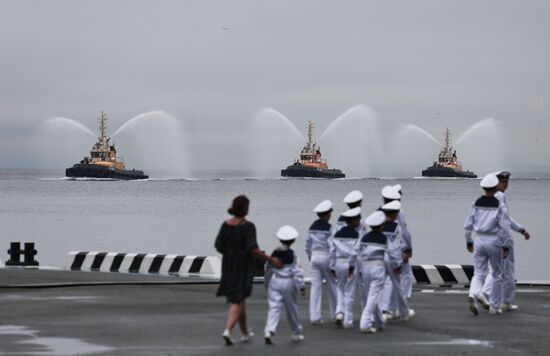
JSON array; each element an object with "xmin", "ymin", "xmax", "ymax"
[{"xmin": 0, "ymin": 0, "xmax": 548, "ymax": 174}]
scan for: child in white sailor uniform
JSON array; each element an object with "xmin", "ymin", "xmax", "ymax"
[
  {"xmin": 464, "ymin": 173, "xmax": 512, "ymax": 315},
  {"xmin": 264, "ymin": 225, "xmax": 306, "ymax": 344},
  {"xmin": 306, "ymin": 200, "xmax": 337, "ymax": 325},
  {"xmin": 349, "ymin": 211, "xmax": 389, "ymax": 333},
  {"xmin": 329, "ymin": 207, "xmax": 362, "ymax": 328},
  {"xmin": 380, "ymin": 200, "xmax": 415, "ymax": 320}
]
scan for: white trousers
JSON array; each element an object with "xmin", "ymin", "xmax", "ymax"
[
  {"xmin": 482, "ymin": 244, "xmax": 515, "ymax": 304},
  {"xmin": 380, "ymin": 260, "xmax": 410, "ymax": 317},
  {"xmin": 265, "ymin": 277, "xmax": 303, "ymax": 336},
  {"xmin": 469, "ymin": 234, "xmax": 504, "ymax": 309},
  {"xmin": 334, "ymin": 262, "xmax": 357, "ymax": 327},
  {"xmin": 400, "ymin": 261, "xmax": 413, "ymax": 300},
  {"xmin": 359, "ymin": 263, "xmax": 386, "ymax": 329},
  {"xmin": 309, "ymin": 254, "xmax": 337, "ymax": 322}
]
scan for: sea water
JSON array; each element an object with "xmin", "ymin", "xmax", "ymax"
[{"xmin": 0, "ymin": 169, "xmax": 548, "ymax": 281}]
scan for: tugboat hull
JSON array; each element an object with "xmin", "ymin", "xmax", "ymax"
[
  {"xmin": 422, "ymin": 166, "xmax": 477, "ymax": 178},
  {"xmin": 66, "ymin": 164, "xmax": 148, "ymax": 180},
  {"xmin": 281, "ymin": 165, "xmax": 345, "ymax": 179}
]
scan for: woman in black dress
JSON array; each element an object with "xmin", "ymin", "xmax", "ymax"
[{"xmin": 215, "ymin": 195, "xmax": 282, "ymax": 346}]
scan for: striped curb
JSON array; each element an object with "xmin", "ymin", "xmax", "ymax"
[
  {"xmin": 412, "ymin": 264, "xmax": 473, "ymax": 286},
  {"xmin": 66, "ymin": 251, "xmax": 221, "ymax": 278},
  {"xmin": 64, "ymin": 253, "xmax": 473, "ymax": 286}
]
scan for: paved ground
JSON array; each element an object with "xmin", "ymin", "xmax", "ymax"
[{"xmin": 1, "ymin": 269, "xmax": 550, "ymax": 355}]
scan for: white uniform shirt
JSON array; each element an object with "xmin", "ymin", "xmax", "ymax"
[
  {"xmin": 464, "ymin": 195, "xmax": 512, "ymax": 248},
  {"xmin": 495, "ymin": 191, "xmax": 524, "ymax": 233},
  {"xmin": 382, "ymin": 220, "xmax": 404, "ymax": 270},
  {"xmin": 397, "ymin": 211, "xmax": 413, "ymax": 253},
  {"xmin": 329, "ymin": 225, "xmax": 360, "ymax": 270},
  {"xmin": 305, "ymin": 219, "xmax": 332, "ymax": 260},
  {"xmin": 349, "ymin": 230, "xmax": 388, "ymax": 269},
  {"xmin": 265, "ymin": 246, "xmax": 305, "ymax": 289}
]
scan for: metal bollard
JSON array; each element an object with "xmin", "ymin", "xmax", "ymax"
[
  {"xmin": 6, "ymin": 242, "xmax": 22, "ymax": 266},
  {"xmin": 6, "ymin": 242, "xmax": 39, "ymax": 267},
  {"xmin": 23, "ymin": 243, "xmax": 39, "ymax": 266}
]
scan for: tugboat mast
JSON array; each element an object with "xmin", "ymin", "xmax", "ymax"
[
  {"xmin": 444, "ymin": 127, "xmax": 451, "ymax": 152},
  {"xmin": 306, "ymin": 121, "xmax": 314, "ymax": 152},
  {"xmin": 98, "ymin": 111, "xmax": 109, "ymax": 150}
]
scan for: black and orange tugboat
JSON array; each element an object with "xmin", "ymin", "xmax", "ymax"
[
  {"xmin": 65, "ymin": 111, "xmax": 149, "ymax": 180},
  {"xmin": 422, "ymin": 128, "xmax": 476, "ymax": 178},
  {"xmin": 281, "ymin": 121, "xmax": 345, "ymax": 179}
]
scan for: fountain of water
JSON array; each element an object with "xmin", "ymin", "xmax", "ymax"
[
  {"xmin": 33, "ymin": 117, "xmax": 98, "ymax": 169},
  {"xmin": 400, "ymin": 124, "xmax": 442, "ymax": 147},
  {"xmin": 318, "ymin": 105, "xmax": 380, "ymax": 177},
  {"xmin": 44, "ymin": 117, "xmax": 96, "ymax": 138},
  {"xmin": 454, "ymin": 118, "xmax": 503, "ymax": 174},
  {"xmin": 384, "ymin": 124, "xmax": 444, "ymax": 175},
  {"xmin": 455, "ymin": 118, "xmax": 497, "ymax": 146},
  {"xmin": 37, "ymin": 111, "xmax": 188, "ymax": 176},
  {"xmin": 256, "ymin": 107, "xmax": 305, "ymax": 142},
  {"xmin": 111, "ymin": 111, "xmax": 189, "ymax": 175},
  {"xmin": 249, "ymin": 108, "xmax": 305, "ymax": 177},
  {"xmin": 112, "ymin": 110, "xmax": 165, "ymax": 138}
]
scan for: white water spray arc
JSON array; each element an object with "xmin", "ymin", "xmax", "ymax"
[
  {"xmin": 400, "ymin": 124, "xmax": 442, "ymax": 147},
  {"xmin": 44, "ymin": 117, "xmax": 96, "ymax": 138},
  {"xmin": 455, "ymin": 118, "xmax": 497, "ymax": 146}
]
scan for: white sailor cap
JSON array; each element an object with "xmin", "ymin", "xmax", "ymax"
[
  {"xmin": 392, "ymin": 184, "xmax": 402, "ymax": 193},
  {"xmin": 364, "ymin": 211, "xmax": 386, "ymax": 227},
  {"xmin": 342, "ymin": 207, "xmax": 361, "ymax": 219},
  {"xmin": 480, "ymin": 174, "xmax": 499, "ymax": 188},
  {"xmin": 381, "ymin": 200, "xmax": 401, "ymax": 212},
  {"xmin": 313, "ymin": 199, "xmax": 333, "ymax": 214},
  {"xmin": 343, "ymin": 190, "xmax": 363, "ymax": 204},
  {"xmin": 381, "ymin": 186, "xmax": 401, "ymax": 200},
  {"xmin": 277, "ymin": 225, "xmax": 299, "ymax": 241}
]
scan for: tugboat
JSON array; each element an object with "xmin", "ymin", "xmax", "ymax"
[
  {"xmin": 422, "ymin": 128, "xmax": 477, "ymax": 178},
  {"xmin": 281, "ymin": 121, "xmax": 345, "ymax": 179},
  {"xmin": 65, "ymin": 111, "xmax": 149, "ymax": 180}
]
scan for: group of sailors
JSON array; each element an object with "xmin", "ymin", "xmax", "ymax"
[
  {"xmin": 262, "ymin": 171, "xmax": 529, "ymax": 344},
  {"xmin": 263, "ymin": 184, "xmax": 415, "ymax": 343}
]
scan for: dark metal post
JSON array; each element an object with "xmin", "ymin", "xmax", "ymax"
[
  {"xmin": 6, "ymin": 242, "xmax": 22, "ymax": 266},
  {"xmin": 23, "ymin": 242, "xmax": 39, "ymax": 266}
]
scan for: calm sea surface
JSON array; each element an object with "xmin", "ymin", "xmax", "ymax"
[{"xmin": 0, "ymin": 169, "xmax": 548, "ymax": 281}]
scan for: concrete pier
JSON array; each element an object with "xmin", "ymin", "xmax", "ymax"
[{"xmin": 1, "ymin": 269, "xmax": 549, "ymax": 355}]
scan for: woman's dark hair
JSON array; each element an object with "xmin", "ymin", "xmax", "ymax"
[{"xmin": 228, "ymin": 195, "xmax": 250, "ymax": 218}]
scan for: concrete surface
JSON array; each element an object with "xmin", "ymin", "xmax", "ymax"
[{"xmin": 1, "ymin": 269, "xmax": 549, "ymax": 355}]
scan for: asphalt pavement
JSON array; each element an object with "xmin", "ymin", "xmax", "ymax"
[{"xmin": 1, "ymin": 268, "xmax": 549, "ymax": 355}]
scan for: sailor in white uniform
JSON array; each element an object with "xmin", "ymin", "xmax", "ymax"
[
  {"xmin": 337, "ymin": 190, "xmax": 369, "ymax": 309},
  {"xmin": 379, "ymin": 200, "xmax": 414, "ymax": 320},
  {"xmin": 379, "ymin": 186, "xmax": 413, "ymax": 317},
  {"xmin": 480, "ymin": 171, "xmax": 530, "ymax": 311},
  {"xmin": 306, "ymin": 199, "xmax": 337, "ymax": 324},
  {"xmin": 464, "ymin": 173, "xmax": 512, "ymax": 315},
  {"xmin": 391, "ymin": 184, "xmax": 414, "ymax": 300},
  {"xmin": 349, "ymin": 211, "xmax": 388, "ymax": 333},
  {"xmin": 264, "ymin": 225, "xmax": 306, "ymax": 344},
  {"xmin": 329, "ymin": 207, "xmax": 362, "ymax": 328},
  {"xmin": 334, "ymin": 190, "xmax": 364, "ymax": 233}
]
